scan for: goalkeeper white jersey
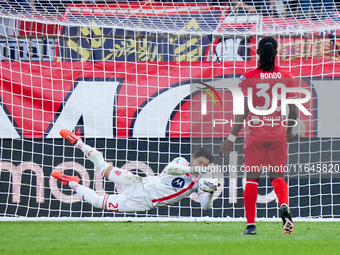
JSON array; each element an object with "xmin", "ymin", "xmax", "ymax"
[{"xmin": 142, "ymin": 157, "xmax": 199, "ymax": 208}]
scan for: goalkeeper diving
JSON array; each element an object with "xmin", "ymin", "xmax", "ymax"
[{"xmin": 52, "ymin": 130, "xmax": 220, "ymax": 212}]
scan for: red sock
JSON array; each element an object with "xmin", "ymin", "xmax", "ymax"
[
  {"xmin": 244, "ymin": 180, "xmax": 259, "ymax": 224},
  {"xmin": 271, "ymin": 178, "xmax": 289, "ymax": 206}
]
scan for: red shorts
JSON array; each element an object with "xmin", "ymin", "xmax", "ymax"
[{"xmin": 243, "ymin": 139, "xmax": 287, "ymax": 173}]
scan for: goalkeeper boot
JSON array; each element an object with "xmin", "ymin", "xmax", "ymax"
[
  {"xmin": 280, "ymin": 204, "xmax": 294, "ymax": 234},
  {"xmin": 52, "ymin": 172, "xmax": 80, "ymax": 185},
  {"xmin": 242, "ymin": 224, "xmax": 257, "ymax": 235},
  {"xmin": 60, "ymin": 129, "xmax": 82, "ymax": 145}
]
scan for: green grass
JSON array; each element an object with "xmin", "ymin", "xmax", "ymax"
[{"xmin": 0, "ymin": 221, "xmax": 340, "ymax": 255}]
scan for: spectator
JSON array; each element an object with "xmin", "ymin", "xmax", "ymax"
[
  {"xmin": 33, "ymin": 0, "xmax": 93, "ymax": 14},
  {"xmin": 299, "ymin": 0, "xmax": 334, "ymax": 19},
  {"xmin": 3, "ymin": 0, "xmax": 33, "ymax": 13},
  {"xmin": 284, "ymin": 0, "xmax": 335, "ymax": 19},
  {"xmin": 282, "ymin": 0, "xmax": 298, "ymax": 18}
]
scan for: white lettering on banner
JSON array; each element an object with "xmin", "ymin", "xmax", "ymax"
[
  {"xmin": 50, "ymin": 162, "xmax": 91, "ymax": 204},
  {"xmin": 311, "ymin": 80, "xmax": 340, "ymax": 137},
  {"xmin": 0, "ymin": 159, "xmax": 279, "ymax": 205},
  {"xmin": 228, "ymin": 151, "xmax": 276, "ymax": 204},
  {"xmin": 0, "ymin": 106, "xmax": 20, "ymax": 138},
  {"xmin": 228, "ymin": 151, "xmax": 238, "ymax": 203},
  {"xmin": 94, "ymin": 170, "xmax": 107, "ymax": 196},
  {"xmin": 0, "ymin": 161, "xmax": 44, "ymax": 203},
  {"xmin": 46, "ymin": 81, "xmax": 119, "ymax": 138},
  {"xmin": 132, "ymin": 85, "xmax": 191, "ymax": 138},
  {"xmin": 242, "ymin": 174, "xmax": 277, "ymax": 203},
  {"xmin": 213, "ymin": 38, "xmax": 244, "ymax": 61},
  {"xmin": 0, "ymin": 39, "xmax": 56, "ymax": 61},
  {"xmin": 0, "ymin": 78, "xmax": 338, "ymax": 138}
]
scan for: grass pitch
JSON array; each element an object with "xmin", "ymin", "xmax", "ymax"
[{"xmin": 0, "ymin": 221, "xmax": 340, "ymax": 255}]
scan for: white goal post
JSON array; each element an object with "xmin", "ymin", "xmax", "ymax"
[{"xmin": 1, "ymin": 1, "xmax": 340, "ymax": 220}]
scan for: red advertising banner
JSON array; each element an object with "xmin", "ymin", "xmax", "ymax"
[{"xmin": 0, "ymin": 60, "xmax": 338, "ymax": 139}]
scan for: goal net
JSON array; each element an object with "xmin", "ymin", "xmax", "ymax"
[{"xmin": 0, "ymin": 0, "xmax": 340, "ymax": 220}]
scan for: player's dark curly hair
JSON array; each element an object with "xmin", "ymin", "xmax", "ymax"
[
  {"xmin": 193, "ymin": 147, "xmax": 214, "ymax": 163},
  {"xmin": 258, "ymin": 36, "xmax": 278, "ymax": 72}
]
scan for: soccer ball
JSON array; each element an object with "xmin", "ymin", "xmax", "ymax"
[{"xmin": 198, "ymin": 178, "xmax": 220, "ymax": 193}]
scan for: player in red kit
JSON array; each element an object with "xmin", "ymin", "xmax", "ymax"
[{"xmin": 219, "ymin": 36, "xmax": 298, "ymax": 235}]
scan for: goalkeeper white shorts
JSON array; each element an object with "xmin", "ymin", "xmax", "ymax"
[{"xmin": 104, "ymin": 182, "xmax": 153, "ymax": 213}]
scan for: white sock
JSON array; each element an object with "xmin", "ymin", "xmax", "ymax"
[
  {"xmin": 68, "ymin": 181, "xmax": 105, "ymax": 209},
  {"xmin": 76, "ymin": 142, "xmax": 110, "ymax": 176}
]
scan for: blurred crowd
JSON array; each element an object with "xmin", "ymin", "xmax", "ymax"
[
  {"xmin": 228, "ymin": 0, "xmax": 340, "ymax": 19},
  {"xmin": 0, "ymin": 0, "xmax": 95, "ymax": 13},
  {"xmin": 0, "ymin": 0, "xmax": 340, "ymax": 19}
]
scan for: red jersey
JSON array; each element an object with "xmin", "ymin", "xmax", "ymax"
[{"xmin": 239, "ymin": 66, "xmax": 297, "ymax": 142}]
